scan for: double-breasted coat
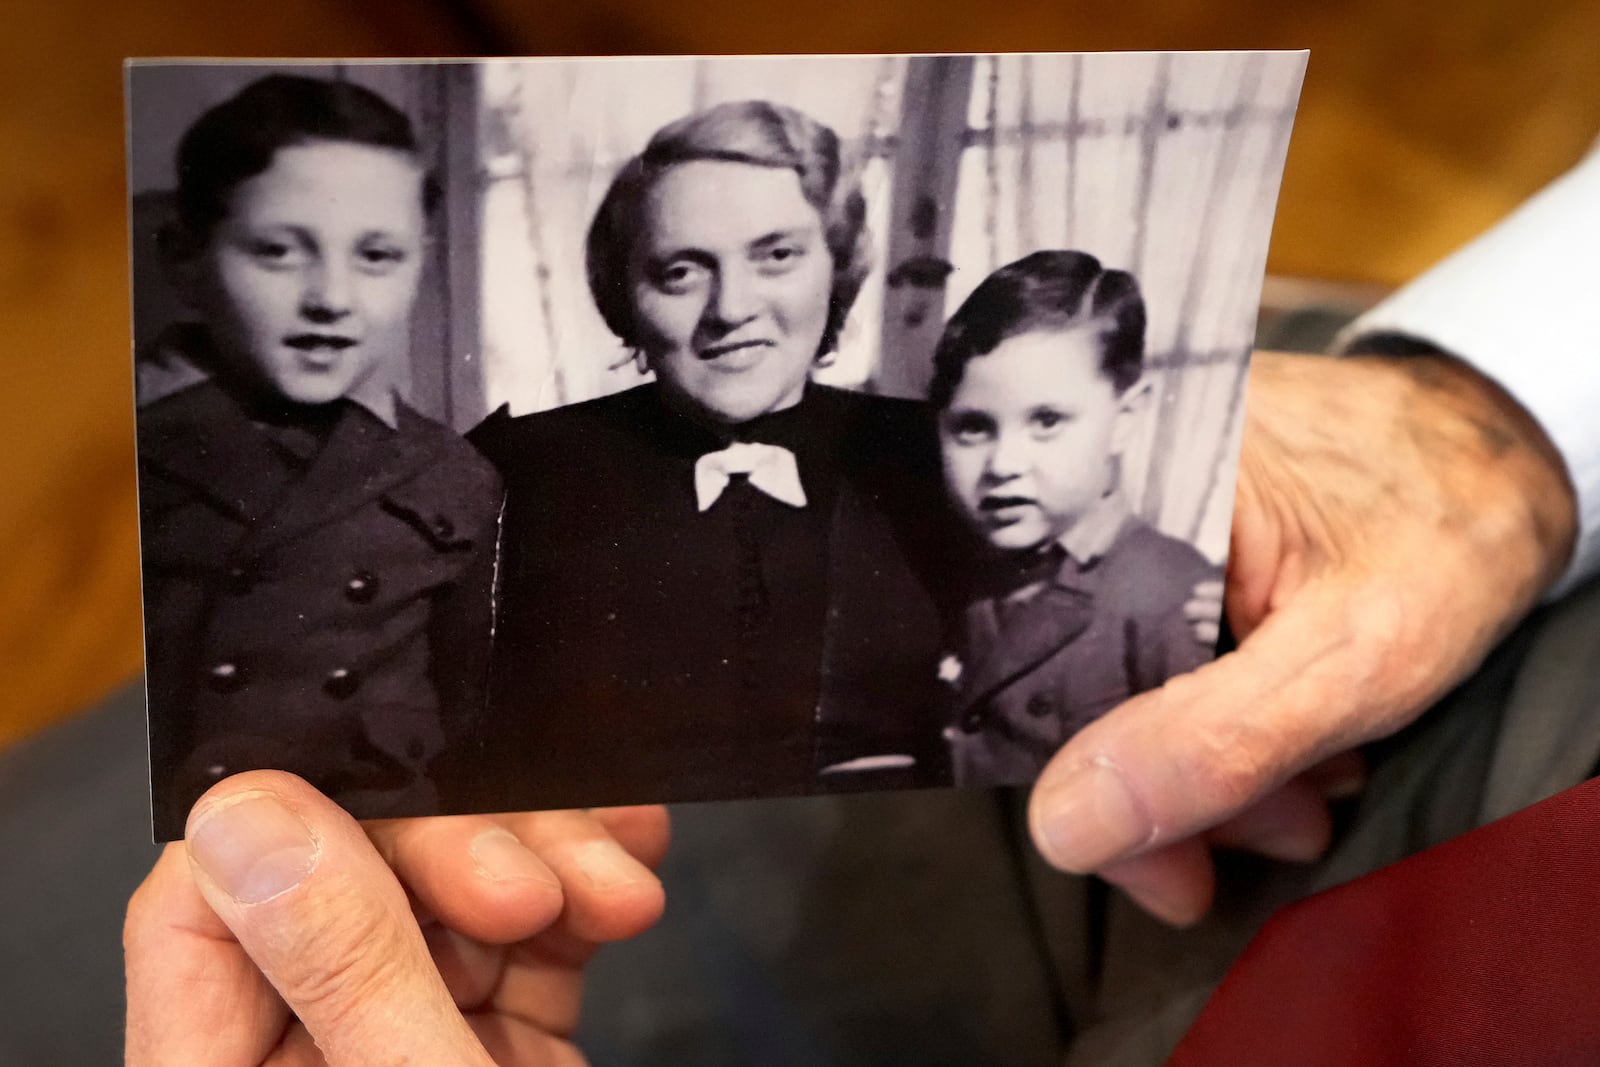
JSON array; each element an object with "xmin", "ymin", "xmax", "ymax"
[
  {"xmin": 944, "ymin": 518, "xmax": 1219, "ymax": 786},
  {"xmin": 137, "ymin": 378, "xmax": 501, "ymax": 839}
]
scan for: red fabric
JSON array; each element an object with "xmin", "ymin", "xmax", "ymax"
[{"xmin": 1169, "ymin": 775, "xmax": 1600, "ymax": 1067}]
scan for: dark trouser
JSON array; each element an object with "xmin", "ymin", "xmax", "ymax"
[{"xmin": 578, "ymin": 576, "xmax": 1600, "ymax": 1066}]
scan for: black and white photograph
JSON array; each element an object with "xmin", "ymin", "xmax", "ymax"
[{"xmin": 127, "ymin": 52, "xmax": 1306, "ymax": 838}]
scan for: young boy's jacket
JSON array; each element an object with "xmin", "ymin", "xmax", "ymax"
[
  {"xmin": 943, "ymin": 514, "xmax": 1219, "ymax": 786},
  {"xmin": 136, "ymin": 365, "xmax": 501, "ymax": 839}
]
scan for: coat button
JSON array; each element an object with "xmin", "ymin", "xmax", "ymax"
[
  {"xmin": 345, "ymin": 571, "xmax": 379, "ymax": 603},
  {"xmin": 206, "ymin": 661, "xmax": 246, "ymax": 693},
  {"xmin": 1026, "ymin": 693, "xmax": 1053, "ymax": 718},
  {"xmin": 960, "ymin": 710, "xmax": 985, "ymax": 733},
  {"xmin": 323, "ymin": 668, "xmax": 361, "ymax": 700},
  {"xmin": 431, "ymin": 515, "xmax": 456, "ymax": 540},
  {"xmin": 406, "ymin": 739, "xmax": 426, "ymax": 761}
]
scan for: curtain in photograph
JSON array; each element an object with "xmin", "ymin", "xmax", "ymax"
[{"xmin": 937, "ymin": 52, "xmax": 1302, "ymax": 560}]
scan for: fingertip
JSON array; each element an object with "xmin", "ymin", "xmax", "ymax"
[
  {"xmin": 466, "ymin": 826, "xmax": 568, "ymax": 936},
  {"xmin": 591, "ymin": 805, "xmax": 672, "ymax": 869},
  {"xmin": 1304, "ymin": 749, "xmax": 1368, "ymax": 801},
  {"xmin": 1122, "ymin": 881, "xmax": 1211, "ymax": 928},
  {"xmin": 1028, "ymin": 755, "xmax": 1154, "ymax": 874},
  {"xmin": 378, "ymin": 817, "xmax": 567, "ymax": 944},
  {"xmin": 1208, "ymin": 781, "xmax": 1334, "ymax": 865},
  {"xmin": 470, "ymin": 826, "xmax": 562, "ymax": 889},
  {"xmin": 1239, "ymin": 813, "xmax": 1331, "ymax": 864},
  {"xmin": 574, "ymin": 873, "xmax": 667, "ymax": 944},
  {"xmin": 556, "ymin": 838, "xmax": 666, "ymax": 943},
  {"xmin": 1101, "ymin": 841, "xmax": 1216, "ymax": 928},
  {"xmin": 1243, "ymin": 830, "xmax": 1329, "ymax": 865},
  {"xmin": 496, "ymin": 810, "xmax": 669, "ymax": 943},
  {"xmin": 614, "ymin": 870, "xmax": 668, "ymax": 937}
]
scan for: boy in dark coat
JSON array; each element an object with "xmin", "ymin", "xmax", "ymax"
[
  {"xmin": 930, "ymin": 251, "xmax": 1221, "ymax": 786},
  {"xmin": 136, "ymin": 75, "xmax": 500, "ymax": 838}
]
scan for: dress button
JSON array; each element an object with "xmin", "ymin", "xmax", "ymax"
[
  {"xmin": 345, "ymin": 571, "xmax": 379, "ymax": 603},
  {"xmin": 206, "ymin": 662, "xmax": 246, "ymax": 693},
  {"xmin": 1026, "ymin": 693, "xmax": 1053, "ymax": 718},
  {"xmin": 323, "ymin": 668, "xmax": 361, "ymax": 700},
  {"xmin": 406, "ymin": 739, "xmax": 426, "ymax": 761},
  {"xmin": 960, "ymin": 710, "xmax": 985, "ymax": 733}
]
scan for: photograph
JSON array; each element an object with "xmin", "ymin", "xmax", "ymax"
[{"xmin": 127, "ymin": 51, "xmax": 1306, "ymax": 838}]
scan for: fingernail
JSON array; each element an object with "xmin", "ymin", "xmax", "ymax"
[
  {"xmin": 1034, "ymin": 759, "xmax": 1152, "ymax": 872},
  {"xmin": 471, "ymin": 828, "xmax": 559, "ymax": 886},
  {"xmin": 189, "ymin": 793, "xmax": 319, "ymax": 904},
  {"xmin": 1123, "ymin": 882, "xmax": 1205, "ymax": 928},
  {"xmin": 571, "ymin": 839, "xmax": 645, "ymax": 891}
]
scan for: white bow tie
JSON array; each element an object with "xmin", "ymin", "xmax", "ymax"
[{"xmin": 694, "ymin": 441, "xmax": 808, "ymax": 511}]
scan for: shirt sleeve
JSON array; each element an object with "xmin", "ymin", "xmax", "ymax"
[{"xmin": 1334, "ymin": 142, "xmax": 1600, "ymax": 598}]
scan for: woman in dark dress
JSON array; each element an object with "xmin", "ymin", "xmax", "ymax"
[{"xmin": 466, "ymin": 101, "xmax": 958, "ymax": 811}]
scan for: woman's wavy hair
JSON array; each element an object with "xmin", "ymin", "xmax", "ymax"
[{"xmin": 585, "ymin": 99, "xmax": 871, "ymax": 359}]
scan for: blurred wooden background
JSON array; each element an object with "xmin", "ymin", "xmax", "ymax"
[{"xmin": 3, "ymin": 0, "xmax": 1597, "ymax": 748}]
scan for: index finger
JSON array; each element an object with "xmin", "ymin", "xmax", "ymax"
[{"xmin": 369, "ymin": 808, "xmax": 667, "ymax": 946}]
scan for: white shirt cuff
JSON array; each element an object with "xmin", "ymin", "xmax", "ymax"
[{"xmin": 1334, "ymin": 146, "xmax": 1600, "ymax": 599}]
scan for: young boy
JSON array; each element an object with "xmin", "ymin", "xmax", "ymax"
[
  {"xmin": 929, "ymin": 250, "xmax": 1221, "ymax": 787},
  {"xmin": 136, "ymin": 74, "xmax": 501, "ymax": 838}
]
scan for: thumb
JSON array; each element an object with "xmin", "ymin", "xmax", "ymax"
[
  {"xmin": 1028, "ymin": 583, "xmax": 1390, "ymax": 874},
  {"xmin": 183, "ymin": 771, "xmax": 494, "ymax": 1067}
]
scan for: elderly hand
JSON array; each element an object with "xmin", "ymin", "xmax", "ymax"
[
  {"xmin": 125, "ymin": 771, "xmax": 668, "ymax": 1065},
  {"xmin": 1027, "ymin": 350, "xmax": 1578, "ymax": 925}
]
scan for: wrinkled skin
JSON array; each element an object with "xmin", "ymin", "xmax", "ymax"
[
  {"xmin": 1027, "ymin": 351, "xmax": 1578, "ymax": 925},
  {"xmin": 125, "ymin": 771, "xmax": 669, "ymax": 1066}
]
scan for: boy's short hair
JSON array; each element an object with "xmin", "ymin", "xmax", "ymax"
[
  {"xmin": 175, "ymin": 73, "xmax": 437, "ymax": 238},
  {"xmin": 585, "ymin": 99, "xmax": 871, "ymax": 358},
  {"xmin": 929, "ymin": 250, "xmax": 1146, "ymax": 407}
]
